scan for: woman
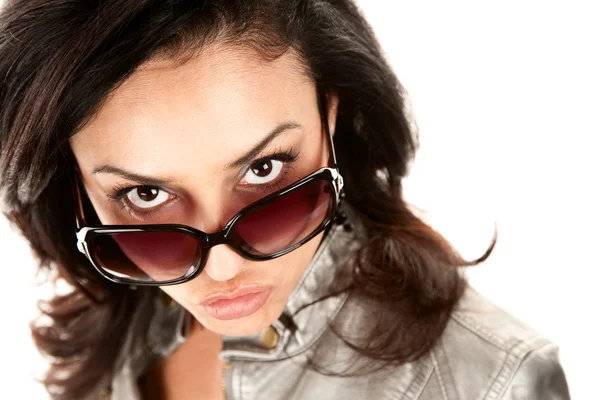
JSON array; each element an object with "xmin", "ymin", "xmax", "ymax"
[{"xmin": 0, "ymin": 0, "xmax": 569, "ymax": 399}]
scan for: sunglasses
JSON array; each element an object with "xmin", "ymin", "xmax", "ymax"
[{"xmin": 73, "ymin": 126, "xmax": 344, "ymax": 286}]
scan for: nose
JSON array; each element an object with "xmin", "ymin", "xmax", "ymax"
[{"xmin": 202, "ymin": 244, "xmax": 243, "ymax": 282}]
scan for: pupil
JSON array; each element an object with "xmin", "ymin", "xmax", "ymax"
[
  {"xmin": 138, "ymin": 186, "xmax": 158, "ymax": 201},
  {"xmin": 252, "ymin": 160, "xmax": 272, "ymax": 177}
]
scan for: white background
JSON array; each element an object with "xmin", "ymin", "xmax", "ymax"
[{"xmin": 1, "ymin": 1, "xmax": 598, "ymax": 398}]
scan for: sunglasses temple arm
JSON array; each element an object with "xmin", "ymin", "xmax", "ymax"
[
  {"xmin": 317, "ymin": 89, "xmax": 339, "ymax": 169},
  {"xmin": 326, "ymin": 122, "xmax": 338, "ymax": 169},
  {"xmin": 71, "ymin": 168, "xmax": 86, "ymax": 231}
]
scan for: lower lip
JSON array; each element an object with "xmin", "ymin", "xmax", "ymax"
[{"xmin": 202, "ymin": 289, "xmax": 272, "ymax": 321}]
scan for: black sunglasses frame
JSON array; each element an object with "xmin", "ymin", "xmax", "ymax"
[{"xmin": 73, "ymin": 119, "xmax": 344, "ymax": 286}]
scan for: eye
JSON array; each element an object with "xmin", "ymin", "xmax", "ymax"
[
  {"xmin": 125, "ymin": 186, "xmax": 170, "ymax": 209},
  {"xmin": 243, "ymin": 159, "xmax": 284, "ymax": 185}
]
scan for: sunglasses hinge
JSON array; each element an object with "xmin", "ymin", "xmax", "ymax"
[
  {"xmin": 330, "ymin": 168, "xmax": 344, "ymax": 199},
  {"xmin": 76, "ymin": 227, "xmax": 93, "ymax": 254}
]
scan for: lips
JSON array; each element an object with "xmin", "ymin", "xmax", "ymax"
[
  {"xmin": 198, "ymin": 285, "xmax": 273, "ymax": 321},
  {"xmin": 199, "ymin": 285, "xmax": 272, "ymax": 305}
]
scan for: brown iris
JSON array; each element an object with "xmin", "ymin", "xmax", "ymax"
[
  {"xmin": 252, "ymin": 160, "xmax": 273, "ymax": 177},
  {"xmin": 136, "ymin": 186, "xmax": 159, "ymax": 202}
]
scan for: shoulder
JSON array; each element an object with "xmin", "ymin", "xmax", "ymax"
[
  {"xmin": 322, "ymin": 285, "xmax": 570, "ymax": 400},
  {"xmin": 421, "ymin": 286, "xmax": 570, "ymax": 399}
]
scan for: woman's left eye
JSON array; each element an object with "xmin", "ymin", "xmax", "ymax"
[{"xmin": 243, "ymin": 159, "xmax": 284, "ymax": 185}]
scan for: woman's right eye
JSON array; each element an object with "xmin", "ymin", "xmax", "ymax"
[{"xmin": 125, "ymin": 186, "xmax": 170, "ymax": 209}]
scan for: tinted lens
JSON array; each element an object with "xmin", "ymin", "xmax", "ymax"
[
  {"xmin": 89, "ymin": 231, "xmax": 202, "ymax": 283},
  {"xmin": 231, "ymin": 179, "xmax": 333, "ymax": 256}
]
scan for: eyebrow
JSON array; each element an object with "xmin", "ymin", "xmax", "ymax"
[
  {"xmin": 225, "ymin": 121, "xmax": 302, "ymax": 170},
  {"xmin": 92, "ymin": 121, "xmax": 302, "ymax": 184},
  {"xmin": 92, "ymin": 165, "xmax": 176, "ymax": 186}
]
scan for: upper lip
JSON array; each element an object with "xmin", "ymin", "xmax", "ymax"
[{"xmin": 198, "ymin": 285, "xmax": 271, "ymax": 306}]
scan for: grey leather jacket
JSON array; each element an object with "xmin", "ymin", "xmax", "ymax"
[{"xmin": 94, "ymin": 206, "xmax": 570, "ymax": 400}]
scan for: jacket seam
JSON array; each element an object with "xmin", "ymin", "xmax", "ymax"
[
  {"xmin": 413, "ymin": 367, "xmax": 435, "ymax": 400},
  {"xmin": 450, "ymin": 312, "xmax": 535, "ymax": 352},
  {"xmin": 481, "ymin": 335, "xmax": 551, "ymax": 399},
  {"xmin": 431, "ymin": 352, "xmax": 449, "ymax": 400},
  {"xmin": 451, "ymin": 313, "xmax": 506, "ymax": 350},
  {"xmin": 399, "ymin": 361, "xmax": 434, "ymax": 400},
  {"xmin": 433, "ymin": 340, "xmax": 460, "ymax": 400}
]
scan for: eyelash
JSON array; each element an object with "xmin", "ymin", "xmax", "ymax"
[{"xmin": 106, "ymin": 147, "xmax": 300, "ymax": 220}]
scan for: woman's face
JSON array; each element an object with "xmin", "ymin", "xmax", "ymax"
[{"xmin": 70, "ymin": 44, "xmax": 338, "ymax": 337}]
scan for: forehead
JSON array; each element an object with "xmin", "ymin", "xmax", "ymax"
[{"xmin": 70, "ymin": 44, "xmax": 316, "ymax": 177}]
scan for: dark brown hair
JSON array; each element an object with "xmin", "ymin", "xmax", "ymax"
[{"xmin": 0, "ymin": 0, "xmax": 492, "ymax": 398}]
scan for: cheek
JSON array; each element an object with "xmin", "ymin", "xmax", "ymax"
[
  {"xmin": 159, "ymin": 285, "xmax": 191, "ymax": 308},
  {"xmin": 269, "ymin": 231, "xmax": 324, "ymax": 298}
]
